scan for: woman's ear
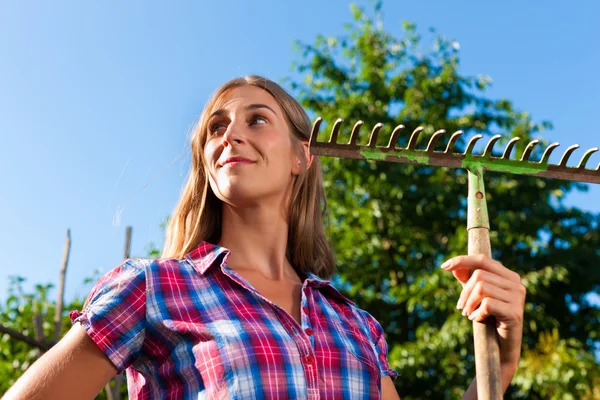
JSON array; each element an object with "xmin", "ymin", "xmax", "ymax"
[
  {"xmin": 302, "ymin": 141, "xmax": 314, "ymax": 169},
  {"xmin": 293, "ymin": 141, "xmax": 314, "ymax": 175}
]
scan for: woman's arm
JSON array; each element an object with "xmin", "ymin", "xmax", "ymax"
[
  {"xmin": 381, "ymin": 375, "xmax": 401, "ymax": 399},
  {"xmin": 3, "ymin": 324, "xmax": 118, "ymax": 400}
]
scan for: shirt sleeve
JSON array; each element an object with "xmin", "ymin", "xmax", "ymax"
[
  {"xmin": 363, "ymin": 312, "xmax": 399, "ymax": 381},
  {"xmin": 69, "ymin": 259, "xmax": 147, "ymax": 373}
]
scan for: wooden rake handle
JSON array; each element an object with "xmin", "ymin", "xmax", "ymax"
[{"xmin": 467, "ymin": 167, "xmax": 502, "ymax": 400}]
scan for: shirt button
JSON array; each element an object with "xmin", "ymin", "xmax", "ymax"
[
  {"xmin": 305, "ymin": 328, "xmax": 313, "ymax": 336},
  {"xmin": 304, "ymin": 355, "xmax": 315, "ymax": 364},
  {"xmin": 302, "ymin": 306, "xmax": 309, "ymax": 314}
]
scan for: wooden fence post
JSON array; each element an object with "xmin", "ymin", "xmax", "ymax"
[{"xmin": 54, "ymin": 229, "xmax": 71, "ymax": 343}]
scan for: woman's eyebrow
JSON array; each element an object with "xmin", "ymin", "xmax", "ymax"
[
  {"xmin": 245, "ymin": 103, "xmax": 277, "ymax": 116},
  {"xmin": 208, "ymin": 104, "xmax": 277, "ymax": 120},
  {"xmin": 208, "ymin": 109, "xmax": 227, "ymax": 120}
]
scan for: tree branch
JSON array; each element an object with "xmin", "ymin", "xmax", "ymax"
[{"xmin": 0, "ymin": 323, "xmax": 52, "ymax": 351}]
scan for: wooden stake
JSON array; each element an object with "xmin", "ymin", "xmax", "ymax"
[
  {"xmin": 124, "ymin": 226, "xmax": 132, "ymax": 259},
  {"xmin": 54, "ymin": 229, "xmax": 71, "ymax": 343},
  {"xmin": 32, "ymin": 314, "xmax": 45, "ymax": 345}
]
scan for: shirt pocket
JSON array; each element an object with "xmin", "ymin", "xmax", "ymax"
[{"xmin": 330, "ymin": 317, "xmax": 381, "ymax": 376}]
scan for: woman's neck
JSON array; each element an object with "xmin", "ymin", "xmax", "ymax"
[{"xmin": 217, "ymin": 202, "xmax": 299, "ymax": 282}]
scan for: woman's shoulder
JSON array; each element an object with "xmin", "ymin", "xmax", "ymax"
[
  {"xmin": 120, "ymin": 253, "xmax": 220, "ymax": 296},
  {"xmin": 120, "ymin": 255, "xmax": 198, "ymax": 275}
]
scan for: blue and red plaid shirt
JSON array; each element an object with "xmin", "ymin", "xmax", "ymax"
[{"xmin": 70, "ymin": 241, "xmax": 398, "ymax": 399}]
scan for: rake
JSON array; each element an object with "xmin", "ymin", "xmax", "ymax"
[{"xmin": 308, "ymin": 117, "xmax": 599, "ymax": 400}]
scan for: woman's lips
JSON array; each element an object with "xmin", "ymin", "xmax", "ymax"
[{"xmin": 223, "ymin": 160, "xmax": 255, "ymax": 168}]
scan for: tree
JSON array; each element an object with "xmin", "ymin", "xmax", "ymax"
[{"xmin": 289, "ymin": 2, "xmax": 600, "ymax": 398}]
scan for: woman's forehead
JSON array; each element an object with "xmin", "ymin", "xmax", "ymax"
[{"xmin": 212, "ymin": 85, "xmax": 281, "ymax": 114}]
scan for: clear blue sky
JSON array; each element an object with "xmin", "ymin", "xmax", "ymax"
[{"xmin": 1, "ymin": 1, "xmax": 599, "ymax": 303}]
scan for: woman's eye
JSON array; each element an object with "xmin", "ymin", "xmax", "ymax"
[
  {"xmin": 209, "ymin": 122, "xmax": 225, "ymax": 134},
  {"xmin": 250, "ymin": 116, "xmax": 267, "ymax": 125}
]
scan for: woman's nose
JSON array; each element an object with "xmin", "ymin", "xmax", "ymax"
[{"xmin": 222, "ymin": 123, "xmax": 244, "ymax": 147}]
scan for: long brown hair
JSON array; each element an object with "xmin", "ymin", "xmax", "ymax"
[{"xmin": 162, "ymin": 76, "xmax": 335, "ymax": 278}]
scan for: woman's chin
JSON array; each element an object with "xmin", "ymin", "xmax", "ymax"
[{"xmin": 217, "ymin": 187, "xmax": 263, "ymax": 208}]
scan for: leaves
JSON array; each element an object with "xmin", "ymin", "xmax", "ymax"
[{"xmin": 515, "ymin": 329, "xmax": 600, "ymax": 399}]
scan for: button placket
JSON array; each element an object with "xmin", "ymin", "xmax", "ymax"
[
  {"xmin": 300, "ymin": 282, "xmax": 321, "ymax": 397},
  {"xmin": 301, "ymin": 285, "xmax": 315, "ymax": 347}
]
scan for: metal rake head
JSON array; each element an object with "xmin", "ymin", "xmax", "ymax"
[{"xmin": 308, "ymin": 118, "xmax": 600, "ymax": 184}]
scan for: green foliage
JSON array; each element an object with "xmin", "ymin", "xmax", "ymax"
[
  {"xmin": 515, "ymin": 329, "xmax": 600, "ymax": 399},
  {"xmin": 289, "ymin": 2, "xmax": 600, "ymax": 398},
  {"xmin": 0, "ymin": 272, "xmax": 128, "ymax": 399},
  {"xmin": 0, "ymin": 276, "xmax": 83, "ymax": 394}
]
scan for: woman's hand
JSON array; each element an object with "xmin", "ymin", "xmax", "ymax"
[{"xmin": 441, "ymin": 255, "xmax": 526, "ymax": 379}]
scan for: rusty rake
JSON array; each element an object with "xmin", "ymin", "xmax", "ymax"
[{"xmin": 308, "ymin": 117, "xmax": 599, "ymax": 400}]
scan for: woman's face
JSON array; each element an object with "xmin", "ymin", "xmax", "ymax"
[{"xmin": 203, "ymin": 85, "xmax": 301, "ymax": 208}]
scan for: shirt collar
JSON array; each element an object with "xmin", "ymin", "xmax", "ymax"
[
  {"xmin": 303, "ymin": 272, "xmax": 331, "ymax": 286},
  {"xmin": 184, "ymin": 241, "xmax": 353, "ymax": 304},
  {"xmin": 185, "ymin": 241, "xmax": 230, "ymax": 275}
]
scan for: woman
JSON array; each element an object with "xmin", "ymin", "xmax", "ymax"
[{"xmin": 5, "ymin": 76, "xmax": 525, "ymax": 399}]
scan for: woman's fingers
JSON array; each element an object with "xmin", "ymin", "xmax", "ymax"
[
  {"xmin": 456, "ymin": 269, "xmax": 515, "ymax": 311},
  {"xmin": 441, "ymin": 254, "xmax": 526, "ymax": 372},
  {"xmin": 467, "ymin": 297, "xmax": 523, "ymax": 326},
  {"xmin": 441, "ymin": 255, "xmax": 521, "ymax": 284},
  {"xmin": 459, "ymin": 277, "xmax": 513, "ymax": 317},
  {"xmin": 442, "ymin": 254, "xmax": 526, "ymax": 324},
  {"xmin": 467, "ymin": 298, "xmax": 502, "ymax": 322}
]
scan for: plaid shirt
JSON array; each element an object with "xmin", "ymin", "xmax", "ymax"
[{"xmin": 70, "ymin": 241, "xmax": 398, "ymax": 399}]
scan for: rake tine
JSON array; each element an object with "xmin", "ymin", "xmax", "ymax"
[
  {"xmin": 426, "ymin": 129, "xmax": 447, "ymax": 153},
  {"xmin": 368, "ymin": 123, "xmax": 384, "ymax": 148},
  {"xmin": 539, "ymin": 142, "xmax": 560, "ymax": 165},
  {"xmin": 577, "ymin": 147, "xmax": 599, "ymax": 169},
  {"xmin": 482, "ymin": 134, "xmax": 503, "ymax": 158},
  {"xmin": 406, "ymin": 127, "xmax": 424, "ymax": 150},
  {"xmin": 520, "ymin": 139, "xmax": 540, "ymax": 162},
  {"xmin": 464, "ymin": 134, "xmax": 484, "ymax": 156},
  {"xmin": 310, "ymin": 117, "xmax": 323, "ymax": 145},
  {"xmin": 558, "ymin": 144, "xmax": 580, "ymax": 167},
  {"xmin": 501, "ymin": 137, "xmax": 521, "ymax": 159},
  {"xmin": 386, "ymin": 124, "xmax": 405, "ymax": 150},
  {"xmin": 444, "ymin": 131, "xmax": 464, "ymax": 154},
  {"xmin": 329, "ymin": 118, "xmax": 344, "ymax": 144},
  {"xmin": 349, "ymin": 120, "xmax": 364, "ymax": 147}
]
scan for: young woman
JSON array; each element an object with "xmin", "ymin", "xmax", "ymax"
[{"xmin": 5, "ymin": 76, "xmax": 525, "ymax": 399}]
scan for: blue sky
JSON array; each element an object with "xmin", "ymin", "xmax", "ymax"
[{"xmin": 1, "ymin": 1, "xmax": 599, "ymax": 303}]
